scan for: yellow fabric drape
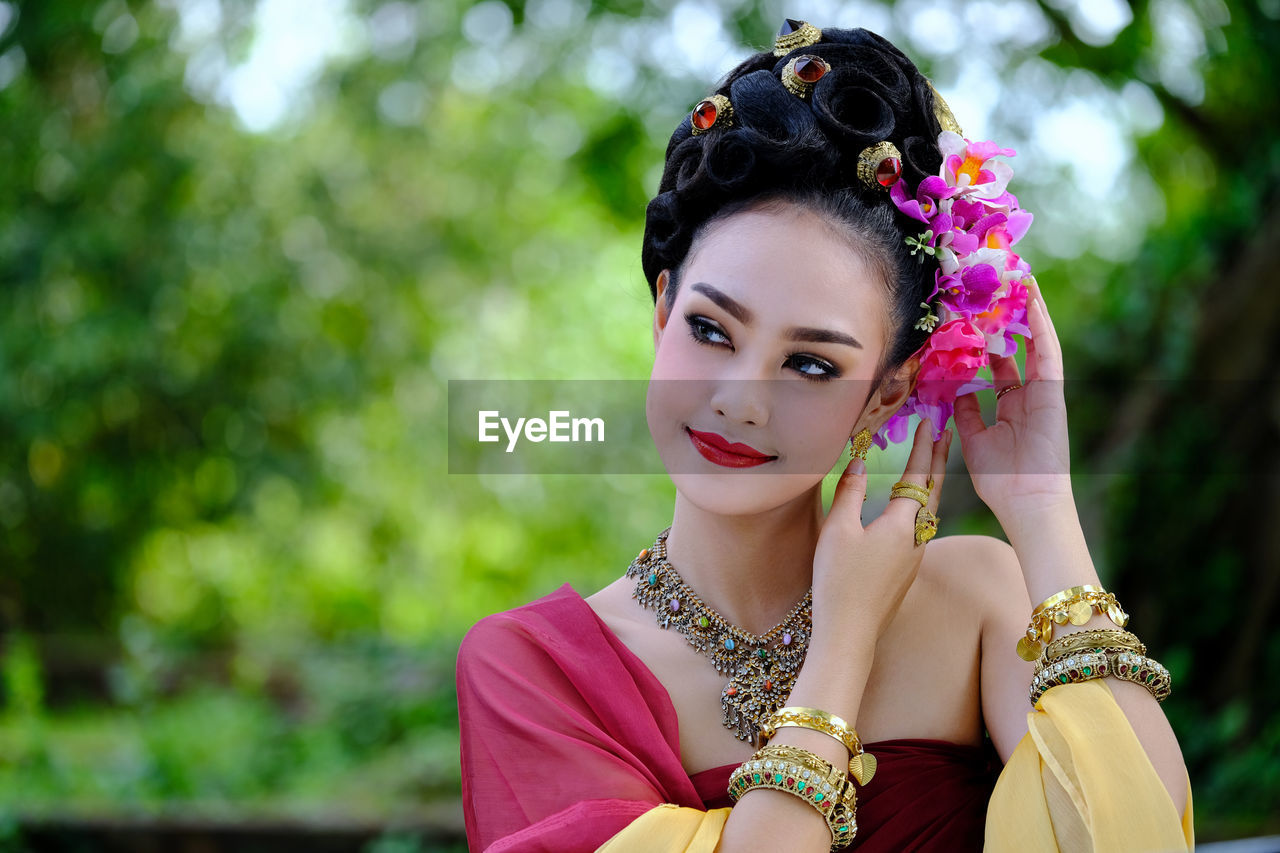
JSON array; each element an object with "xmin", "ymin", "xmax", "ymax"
[
  {"xmin": 594, "ymin": 804, "xmax": 731, "ymax": 852},
  {"xmin": 985, "ymin": 678, "xmax": 1193, "ymax": 853},
  {"xmin": 593, "ymin": 679, "xmax": 1192, "ymax": 852}
]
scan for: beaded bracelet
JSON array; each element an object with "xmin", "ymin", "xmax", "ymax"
[
  {"xmin": 1018, "ymin": 585, "xmax": 1130, "ymax": 661},
  {"xmin": 1112, "ymin": 651, "xmax": 1173, "ymax": 702},
  {"xmin": 729, "ymin": 745, "xmax": 857, "ymax": 850},
  {"xmin": 1029, "ymin": 650, "xmax": 1112, "ymax": 706},
  {"xmin": 750, "ymin": 744, "xmax": 858, "ymax": 808},
  {"xmin": 1029, "ymin": 649, "xmax": 1171, "ymax": 706},
  {"xmin": 757, "ymin": 706, "xmax": 877, "ymax": 785}
]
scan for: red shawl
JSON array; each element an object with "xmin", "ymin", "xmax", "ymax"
[{"xmin": 457, "ymin": 583, "xmax": 999, "ymax": 852}]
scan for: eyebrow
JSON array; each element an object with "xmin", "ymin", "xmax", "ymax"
[{"xmin": 689, "ymin": 282, "xmax": 863, "ymax": 349}]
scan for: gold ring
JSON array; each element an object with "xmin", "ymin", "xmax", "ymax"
[
  {"xmin": 915, "ymin": 509, "xmax": 939, "ymax": 546},
  {"xmin": 890, "ymin": 482, "xmax": 930, "ymax": 507},
  {"xmin": 996, "ymin": 383, "xmax": 1024, "ymax": 401}
]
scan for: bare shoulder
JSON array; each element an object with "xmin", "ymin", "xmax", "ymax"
[{"xmin": 920, "ymin": 534, "xmax": 1030, "ymax": 629}]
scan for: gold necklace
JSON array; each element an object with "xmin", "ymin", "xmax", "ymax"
[{"xmin": 625, "ymin": 528, "xmax": 812, "ymax": 742}]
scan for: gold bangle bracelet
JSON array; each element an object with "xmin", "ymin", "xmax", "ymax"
[
  {"xmin": 1036, "ymin": 629, "xmax": 1145, "ymax": 674},
  {"xmin": 758, "ymin": 706, "xmax": 877, "ymax": 785},
  {"xmin": 729, "ymin": 745, "xmax": 857, "ymax": 850},
  {"xmin": 1018, "ymin": 585, "xmax": 1130, "ymax": 661},
  {"xmin": 1029, "ymin": 649, "xmax": 1171, "ymax": 705}
]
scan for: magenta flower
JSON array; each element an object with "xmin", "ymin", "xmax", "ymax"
[
  {"xmin": 916, "ymin": 317, "xmax": 989, "ymax": 397},
  {"xmin": 878, "ymin": 128, "xmax": 1035, "ymax": 445},
  {"xmin": 936, "ymin": 262, "xmax": 1002, "ymax": 315},
  {"xmin": 891, "ymin": 175, "xmax": 958, "ymax": 224}
]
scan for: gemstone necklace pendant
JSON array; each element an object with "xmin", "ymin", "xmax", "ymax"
[{"xmin": 625, "ymin": 528, "xmax": 812, "ymax": 742}]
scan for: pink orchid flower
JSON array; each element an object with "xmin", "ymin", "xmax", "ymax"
[
  {"xmin": 936, "ymin": 262, "xmax": 1002, "ymax": 315},
  {"xmin": 878, "ymin": 129, "xmax": 1035, "ymax": 446},
  {"xmin": 890, "ymin": 175, "xmax": 959, "ymax": 224},
  {"xmin": 938, "ymin": 131, "xmax": 1016, "ymax": 201}
]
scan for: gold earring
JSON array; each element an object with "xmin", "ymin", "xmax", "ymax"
[{"xmin": 849, "ymin": 428, "xmax": 873, "ymax": 460}]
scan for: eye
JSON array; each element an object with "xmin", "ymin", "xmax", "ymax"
[
  {"xmin": 785, "ymin": 352, "xmax": 840, "ymax": 382},
  {"xmin": 686, "ymin": 314, "xmax": 732, "ymax": 348}
]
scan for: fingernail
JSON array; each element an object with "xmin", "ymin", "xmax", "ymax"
[{"xmin": 851, "ymin": 458, "xmax": 866, "ymax": 475}]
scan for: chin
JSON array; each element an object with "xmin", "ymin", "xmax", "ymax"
[{"xmin": 668, "ymin": 469, "xmax": 825, "ymax": 518}]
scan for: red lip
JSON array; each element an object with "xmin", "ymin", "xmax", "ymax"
[{"xmin": 686, "ymin": 428, "xmax": 776, "ymax": 468}]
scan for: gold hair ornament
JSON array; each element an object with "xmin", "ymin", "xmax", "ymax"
[
  {"xmin": 856, "ymin": 140, "xmax": 903, "ymax": 190},
  {"xmin": 690, "ymin": 94, "xmax": 734, "ymax": 135},
  {"xmin": 774, "ymin": 18, "xmax": 823, "ymax": 57},
  {"xmin": 928, "ymin": 81, "xmax": 963, "ymax": 135},
  {"xmin": 781, "ymin": 54, "xmax": 830, "ymax": 99}
]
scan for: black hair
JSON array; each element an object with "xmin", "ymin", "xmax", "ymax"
[{"xmin": 641, "ymin": 26, "xmax": 948, "ymax": 389}]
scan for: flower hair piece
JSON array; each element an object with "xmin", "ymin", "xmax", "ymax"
[{"xmin": 874, "ymin": 130, "xmax": 1035, "ymax": 448}]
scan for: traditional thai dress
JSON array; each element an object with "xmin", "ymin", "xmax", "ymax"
[{"xmin": 457, "ymin": 584, "xmax": 1193, "ymax": 852}]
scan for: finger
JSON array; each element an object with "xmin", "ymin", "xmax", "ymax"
[
  {"xmin": 989, "ymin": 352, "xmax": 1023, "ymax": 395},
  {"xmin": 1026, "ymin": 275, "xmax": 1060, "ymax": 341},
  {"xmin": 1029, "ymin": 296, "xmax": 1064, "ymax": 382},
  {"xmin": 1024, "ymin": 278, "xmax": 1064, "ymax": 382},
  {"xmin": 924, "ymin": 427, "xmax": 951, "ymax": 514},
  {"xmin": 1023, "ymin": 333, "xmax": 1040, "ymax": 382},
  {"xmin": 952, "ymin": 391, "xmax": 987, "ymax": 444},
  {"xmin": 899, "ymin": 417, "xmax": 934, "ymax": 484},
  {"xmin": 887, "ymin": 418, "xmax": 939, "ymax": 518},
  {"xmin": 830, "ymin": 453, "xmax": 869, "ymax": 518}
]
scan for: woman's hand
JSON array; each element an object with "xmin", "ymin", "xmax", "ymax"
[
  {"xmin": 809, "ymin": 416, "xmax": 951, "ymax": 648},
  {"xmin": 952, "ymin": 276, "xmax": 1072, "ymax": 522}
]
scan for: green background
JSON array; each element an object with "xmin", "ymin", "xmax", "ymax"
[{"xmin": 1, "ymin": 0, "xmax": 1278, "ymax": 845}]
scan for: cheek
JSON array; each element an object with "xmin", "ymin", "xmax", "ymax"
[
  {"xmin": 651, "ymin": 323, "xmax": 708, "ymax": 381},
  {"xmin": 778, "ymin": 381, "xmax": 866, "ymax": 435},
  {"xmin": 646, "ymin": 374, "xmax": 709, "ymax": 433}
]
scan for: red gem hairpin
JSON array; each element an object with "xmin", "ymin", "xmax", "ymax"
[
  {"xmin": 781, "ymin": 54, "xmax": 830, "ymax": 99},
  {"xmin": 857, "ymin": 141, "xmax": 903, "ymax": 190},
  {"xmin": 691, "ymin": 94, "xmax": 734, "ymax": 135}
]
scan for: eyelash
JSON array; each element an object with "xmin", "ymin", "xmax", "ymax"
[{"xmin": 684, "ymin": 314, "xmax": 841, "ymax": 382}]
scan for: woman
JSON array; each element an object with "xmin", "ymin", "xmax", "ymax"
[{"xmin": 456, "ymin": 21, "xmax": 1193, "ymax": 853}]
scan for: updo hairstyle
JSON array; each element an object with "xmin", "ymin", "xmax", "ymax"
[{"xmin": 641, "ymin": 26, "xmax": 949, "ymax": 391}]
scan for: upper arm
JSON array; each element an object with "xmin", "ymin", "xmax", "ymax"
[
  {"xmin": 966, "ymin": 535, "xmax": 1037, "ymax": 763},
  {"xmin": 966, "ymin": 538, "xmax": 1190, "ymax": 818}
]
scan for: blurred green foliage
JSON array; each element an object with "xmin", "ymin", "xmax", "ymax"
[{"xmin": 0, "ymin": 0, "xmax": 1277, "ymax": 842}]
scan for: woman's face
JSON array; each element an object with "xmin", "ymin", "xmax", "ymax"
[{"xmin": 646, "ymin": 203, "xmax": 896, "ymax": 517}]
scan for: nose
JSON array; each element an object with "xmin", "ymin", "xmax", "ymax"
[{"xmin": 709, "ymin": 378, "xmax": 771, "ymax": 427}]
